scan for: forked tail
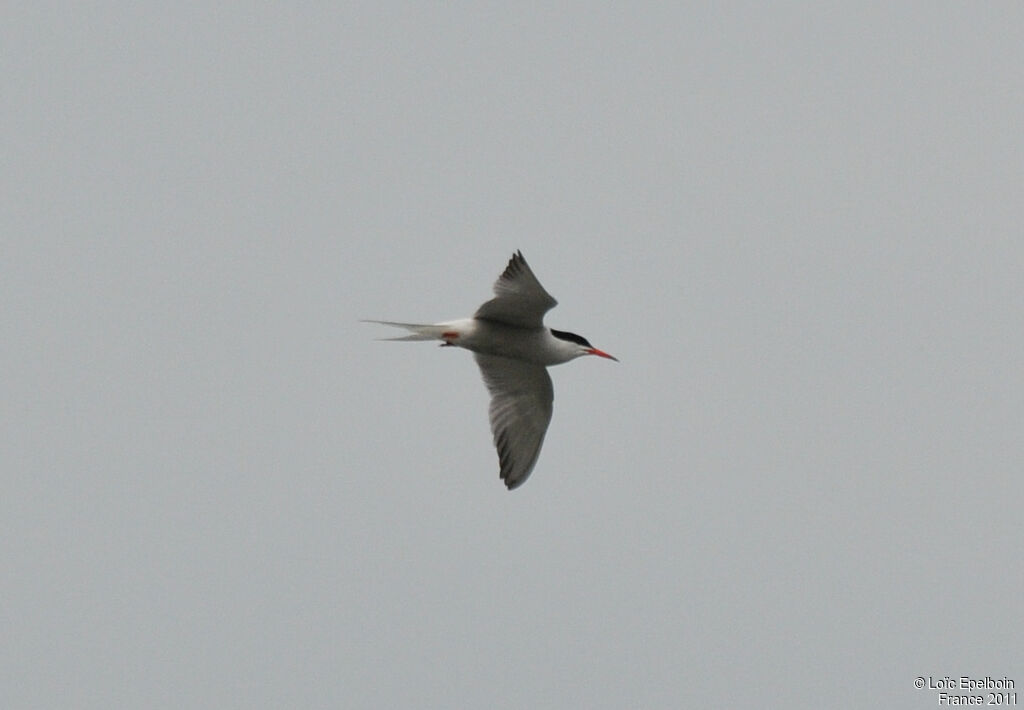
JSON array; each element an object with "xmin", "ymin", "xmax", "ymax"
[{"xmin": 362, "ymin": 320, "xmax": 448, "ymax": 342}]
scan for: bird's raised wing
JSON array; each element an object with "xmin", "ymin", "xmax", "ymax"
[
  {"xmin": 474, "ymin": 353, "xmax": 554, "ymax": 490},
  {"xmin": 474, "ymin": 251, "xmax": 558, "ymax": 329}
]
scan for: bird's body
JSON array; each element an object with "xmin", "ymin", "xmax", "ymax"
[
  {"xmin": 371, "ymin": 318, "xmax": 588, "ymax": 365},
  {"xmin": 366, "ymin": 251, "xmax": 616, "ymax": 490}
]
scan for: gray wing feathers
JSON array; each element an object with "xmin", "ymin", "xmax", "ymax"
[
  {"xmin": 474, "ymin": 251, "xmax": 558, "ymax": 329},
  {"xmin": 474, "ymin": 353, "xmax": 554, "ymax": 489}
]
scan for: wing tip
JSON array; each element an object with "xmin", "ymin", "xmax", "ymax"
[
  {"xmin": 498, "ymin": 450, "xmax": 534, "ymax": 491},
  {"xmin": 502, "ymin": 471, "xmax": 529, "ymax": 490},
  {"xmin": 503, "ymin": 250, "xmax": 527, "ymax": 277}
]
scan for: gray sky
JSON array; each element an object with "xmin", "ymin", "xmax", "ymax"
[{"xmin": 3, "ymin": 3, "xmax": 1021, "ymax": 708}]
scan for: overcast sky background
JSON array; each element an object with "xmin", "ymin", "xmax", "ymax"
[{"xmin": 3, "ymin": 4, "xmax": 1022, "ymax": 709}]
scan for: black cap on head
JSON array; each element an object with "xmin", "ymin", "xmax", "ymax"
[{"xmin": 550, "ymin": 329, "xmax": 593, "ymax": 348}]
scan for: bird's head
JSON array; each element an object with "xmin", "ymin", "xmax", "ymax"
[{"xmin": 550, "ymin": 329, "xmax": 619, "ymax": 362}]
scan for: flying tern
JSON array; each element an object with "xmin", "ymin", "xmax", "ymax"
[{"xmin": 366, "ymin": 251, "xmax": 617, "ymax": 490}]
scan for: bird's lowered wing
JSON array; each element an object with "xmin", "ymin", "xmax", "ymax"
[
  {"xmin": 474, "ymin": 251, "xmax": 558, "ymax": 329},
  {"xmin": 474, "ymin": 352, "xmax": 554, "ymax": 490}
]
